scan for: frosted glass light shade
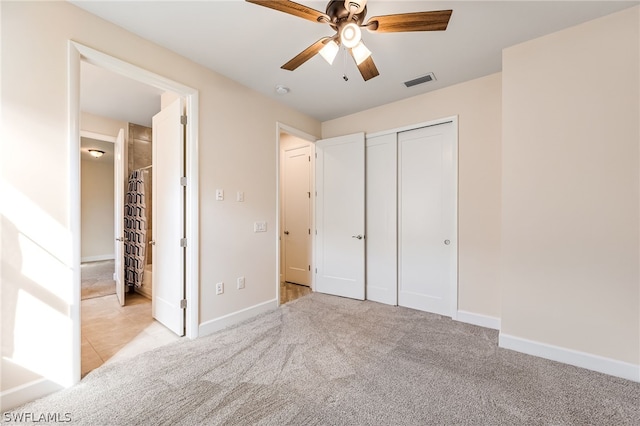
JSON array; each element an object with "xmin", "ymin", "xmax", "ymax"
[
  {"xmin": 340, "ymin": 23, "xmax": 361, "ymax": 49},
  {"xmin": 319, "ymin": 40, "xmax": 339, "ymax": 65},
  {"xmin": 351, "ymin": 41, "xmax": 371, "ymax": 65}
]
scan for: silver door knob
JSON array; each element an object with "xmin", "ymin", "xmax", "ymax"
[
  {"xmin": 351, "ymin": 234, "xmax": 364, "ymax": 240},
  {"xmin": 444, "ymin": 240, "xmax": 450, "ymax": 245}
]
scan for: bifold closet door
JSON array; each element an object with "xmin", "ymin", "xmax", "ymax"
[{"xmin": 398, "ymin": 122, "xmax": 456, "ymax": 316}]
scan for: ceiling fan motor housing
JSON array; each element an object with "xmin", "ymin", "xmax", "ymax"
[{"xmin": 326, "ymin": 0, "xmax": 367, "ymax": 25}]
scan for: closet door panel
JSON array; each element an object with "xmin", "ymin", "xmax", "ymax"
[
  {"xmin": 398, "ymin": 122, "xmax": 456, "ymax": 316},
  {"xmin": 365, "ymin": 133, "xmax": 397, "ymax": 305}
]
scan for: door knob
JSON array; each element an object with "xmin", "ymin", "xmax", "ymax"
[
  {"xmin": 284, "ymin": 231, "xmax": 290, "ymax": 235},
  {"xmin": 351, "ymin": 234, "xmax": 364, "ymax": 240},
  {"xmin": 116, "ymin": 237, "xmax": 124, "ymax": 242},
  {"xmin": 444, "ymin": 240, "xmax": 450, "ymax": 245},
  {"xmin": 149, "ymin": 240, "xmax": 156, "ymax": 245}
]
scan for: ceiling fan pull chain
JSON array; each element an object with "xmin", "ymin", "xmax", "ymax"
[{"xmin": 342, "ymin": 47, "xmax": 349, "ymax": 81}]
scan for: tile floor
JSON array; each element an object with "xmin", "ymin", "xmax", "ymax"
[{"xmin": 81, "ymin": 292, "xmax": 180, "ymax": 377}]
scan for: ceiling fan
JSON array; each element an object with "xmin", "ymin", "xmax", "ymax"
[{"xmin": 246, "ymin": 0, "xmax": 452, "ymax": 81}]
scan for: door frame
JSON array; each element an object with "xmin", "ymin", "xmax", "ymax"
[
  {"xmin": 78, "ymin": 129, "xmax": 125, "ymax": 305},
  {"xmin": 276, "ymin": 123, "xmax": 317, "ymax": 304},
  {"xmin": 69, "ymin": 41, "xmax": 200, "ymax": 382},
  {"xmin": 366, "ymin": 116, "xmax": 459, "ymax": 319}
]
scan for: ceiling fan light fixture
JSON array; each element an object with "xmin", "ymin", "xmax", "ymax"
[
  {"xmin": 340, "ymin": 22, "xmax": 361, "ymax": 49},
  {"xmin": 88, "ymin": 149, "xmax": 105, "ymax": 158},
  {"xmin": 319, "ymin": 40, "xmax": 340, "ymax": 65},
  {"xmin": 351, "ymin": 41, "xmax": 371, "ymax": 65}
]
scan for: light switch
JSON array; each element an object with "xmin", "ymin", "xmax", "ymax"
[
  {"xmin": 216, "ymin": 189, "xmax": 224, "ymax": 201},
  {"xmin": 254, "ymin": 221, "xmax": 267, "ymax": 233}
]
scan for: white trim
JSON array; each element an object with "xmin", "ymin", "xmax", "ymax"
[
  {"xmin": 80, "ymin": 130, "xmax": 116, "ymax": 143},
  {"xmin": 276, "ymin": 123, "xmax": 318, "ymax": 302},
  {"xmin": 198, "ymin": 299, "xmax": 278, "ymax": 336},
  {"xmin": 366, "ymin": 116, "xmax": 457, "ymax": 139},
  {"xmin": 456, "ymin": 310, "xmax": 501, "ymax": 330},
  {"xmin": 499, "ymin": 333, "xmax": 640, "ymax": 383},
  {"xmin": 81, "ymin": 254, "xmax": 115, "ymax": 263},
  {"xmin": 69, "ymin": 42, "xmax": 200, "ymax": 353},
  {"xmin": 0, "ymin": 378, "xmax": 64, "ymax": 412}
]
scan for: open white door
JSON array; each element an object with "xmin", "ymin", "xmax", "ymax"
[
  {"xmin": 152, "ymin": 98, "xmax": 185, "ymax": 336},
  {"xmin": 315, "ymin": 133, "xmax": 365, "ymax": 300},
  {"xmin": 283, "ymin": 145, "xmax": 312, "ymax": 286},
  {"xmin": 114, "ymin": 128, "xmax": 125, "ymax": 306}
]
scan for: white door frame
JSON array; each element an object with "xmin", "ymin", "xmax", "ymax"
[
  {"xmin": 68, "ymin": 41, "xmax": 200, "ymax": 382},
  {"xmin": 276, "ymin": 123, "xmax": 317, "ymax": 304}
]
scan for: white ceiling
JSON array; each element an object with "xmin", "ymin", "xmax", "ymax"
[{"xmin": 73, "ymin": 0, "xmax": 638, "ymax": 122}]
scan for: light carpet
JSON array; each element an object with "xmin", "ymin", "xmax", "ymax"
[
  {"xmin": 81, "ymin": 260, "xmax": 116, "ymax": 300},
  {"xmin": 13, "ymin": 293, "xmax": 640, "ymax": 425}
]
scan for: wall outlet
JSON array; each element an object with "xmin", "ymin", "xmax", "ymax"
[
  {"xmin": 236, "ymin": 191, "xmax": 244, "ymax": 202},
  {"xmin": 237, "ymin": 276, "xmax": 245, "ymax": 289},
  {"xmin": 216, "ymin": 189, "xmax": 224, "ymax": 201},
  {"xmin": 216, "ymin": 282, "xmax": 224, "ymax": 295}
]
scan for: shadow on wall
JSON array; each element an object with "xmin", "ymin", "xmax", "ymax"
[{"xmin": 1, "ymin": 213, "xmax": 71, "ymax": 409}]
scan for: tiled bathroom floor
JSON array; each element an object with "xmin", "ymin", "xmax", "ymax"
[{"xmin": 81, "ymin": 292, "xmax": 180, "ymax": 377}]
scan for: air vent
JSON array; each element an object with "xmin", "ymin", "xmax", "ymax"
[{"xmin": 404, "ymin": 72, "xmax": 436, "ymax": 88}]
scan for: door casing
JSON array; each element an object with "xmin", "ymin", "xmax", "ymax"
[{"xmin": 69, "ymin": 41, "xmax": 200, "ymax": 385}]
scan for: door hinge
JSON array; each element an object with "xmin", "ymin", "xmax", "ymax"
[
  {"xmin": 180, "ymin": 299, "xmax": 187, "ymax": 309},
  {"xmin": 315, "ymin": 268, "xmax": 317, "ymax": 274},
  {"xmin": 308, "ymin": 156, "xmax": 311, "ymax": 162},
  {"xmin": 180, "ymin": 176, "xmax": 187, "ymax": 186},
  {"xmin": 180, "ymin": 238, "xmax": 187, "ymax": 247},
  {"xmin": 180, "ymin": 115, "xmax": 187, "ymax": 125},
  {"xmin": 308, "ymin": 229, "xmax": 311, "ymax": 235},
  {"xmin": 315, "ymin": 230, "xmax": 317, "ymax": 235},
  {"xmin": 308, "ymin": 265, "xmax": 311, "ymax": 271},
  {"xmin": 307, "ymin": 191, "xmax": 310, "ymax": 198}
]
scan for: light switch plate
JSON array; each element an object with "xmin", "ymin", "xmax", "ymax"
[
  {"xmin": 254, "ymin": 221, "xmax": 267, "ymax": 232},
  {"xmin": 216, "ymin": 189, "xmax": 224, "ymax": 201}
]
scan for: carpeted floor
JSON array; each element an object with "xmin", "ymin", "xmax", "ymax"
[
  {"xmin": 14, "ymin": 293, "xmax": 640, "ymax": 425},
  {"xmin": 81, "ymin": 260, "xmax": 116, "ymax": 300}
]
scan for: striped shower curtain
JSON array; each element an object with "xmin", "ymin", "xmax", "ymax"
[{"xmin": 124, "ymin": 169, "xmax": 147, "ymax": 288}]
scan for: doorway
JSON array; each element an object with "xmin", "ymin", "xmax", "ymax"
[
  {"xmin": 70, "ymin": 41, "xmax": 200, "ymax": 383},
  {"xmin": 277, "ymin": 124, "xmax": 316, "ymax": 305}
]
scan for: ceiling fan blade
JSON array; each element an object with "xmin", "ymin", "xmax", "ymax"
[
  {"xmin": 281, "ymin": 37, "xmax": 330, "ymax": 71},
  {"xmin": 365, "ymin": 10, "xmax": 452, "ymax": 33},
  {"xmin": 246, "ymin": 0, "xmax": 329, "ymax": 23},
  {"xmin": 355, "ymin": 55, "xmax": 379, "ymax": 81}
]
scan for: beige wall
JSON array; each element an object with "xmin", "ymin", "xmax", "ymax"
[
  {"xmin": 81, "ymin": 158, "xmax": 114, "ymax": 261},
  {"xmin": 1, "ymin": 0, "xmax": 320, "ymax": 402},
  {"xmin": 81, "ymin": 112, "xmax": 128, "ymax": 139},
  {"xmin": 323, "ymin": 73, "xmax": 503, "ymax": 319},
  {"xmin": 501, "ymin": 7, "xmax": 639, "ymax": 364}
]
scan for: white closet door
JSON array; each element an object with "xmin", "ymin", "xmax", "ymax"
[
  {"xmin": 398, "ymin": 122, "xmax": 456, "ymax": 316},
  {"xmin": 114, "ymin": 129, "xmax": 125, "ymax": 306},
  {"xmin": 365, "ymin": 133, "xmax": 397, "ymax": 305},
  {"xmin": 315, "ymin": 133, "xmax": 365, "ymax": 300}
]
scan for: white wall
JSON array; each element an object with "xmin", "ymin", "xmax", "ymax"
[
  {"xmin": 500, "ymin": 6, "xmax": 639, "ymax": 375},
  {"xmin": 1, "ymin": 0, "xmax": 320, "ymax": 408},
  {"xmin": 81, "ymin": 158, "xmax": 114, "ymax": 261},
  {"xmin": 323, "ymin": 73, "xmax": 503, "ymax": 321}
]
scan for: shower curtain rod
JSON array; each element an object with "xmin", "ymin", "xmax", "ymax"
[{"xmin": 139, "ymin": 165, "xmax": 152, "ymax": 171}]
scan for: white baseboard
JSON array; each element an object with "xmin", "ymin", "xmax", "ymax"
[
  {"xmin": 499, "ymin": 333, "xmax": 640, "ymax": 382},
  {"xmin": 456, "ymin": 310, "xmax": 501, "ymax": 330},
  {"xmin": 81, "ymin": 254, "xmax": 115, "ymax": 263},
  {"xmin": 198, "ymin": 298, "xmax": 278, "ymax": 337},
  {"xmin": 0, "ymin": 378, "xmax": 63, "ymax": 412}
]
